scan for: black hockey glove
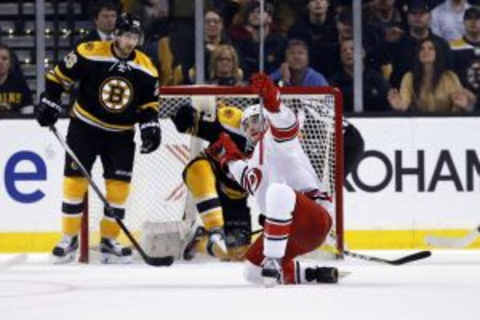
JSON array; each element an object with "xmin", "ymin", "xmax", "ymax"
[
  {"xmin": 140, "ymin": 120, "xmax": 161, "ymax": 154},
  {"xmin": 172, "ymin": 103, "xmax": 196, "ymax": 133},
  {"xmin": 35, "ymin": 93, "xmax": 64, "ymax": 127}
]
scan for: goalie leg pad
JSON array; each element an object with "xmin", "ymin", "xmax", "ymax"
[{"xmin": 142, "ymin": 221, "xmax": 194, "ymax": 260}]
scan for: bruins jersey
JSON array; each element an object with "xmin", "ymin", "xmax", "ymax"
[
  {"xmin": 46, "ymin": 41, "xmax": 159, "ymax": 131},
  {"xmin": 450, "ymin": 37, "xmax": 480, "ymax": 93},
  {"xmin": 175, "ymin": 104, "xmax": 250, "ymax": 198}
]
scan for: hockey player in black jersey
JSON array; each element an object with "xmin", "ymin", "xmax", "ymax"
[
  {"xmin": 171, "ymin": 102, "xmax": 253, "ymax": 261},
  {"xmin": 35, "ymin": 13, "xmax": 161, "ymax": 264}
]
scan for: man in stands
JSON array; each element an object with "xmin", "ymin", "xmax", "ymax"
[
  {"xmin": 206, "ymin": 73, "xmax": 340, "ymax": 287},
  {"xmin": 449, "ymin": 6, "xmax": 480, "ymax": 110},
  {"xmin": 270, "ymin": 39, "xmax": 329, "ymax": 87},
  {"xmin": 81, "ymin": 0, "xmax": 119, "ymax": 43}
]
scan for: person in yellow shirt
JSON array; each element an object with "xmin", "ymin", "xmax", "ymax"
[{"xmin": 388, "ymin": 38, "xmax": 476, "ymax": 112}]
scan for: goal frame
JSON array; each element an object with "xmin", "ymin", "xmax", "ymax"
[{"xmin": 80, "ymin": 86, "xmax": 344, "ymax": 262}]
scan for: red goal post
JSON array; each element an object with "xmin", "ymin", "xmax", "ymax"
[{"xmin": 80, "ymin": 86, "xmax": 344, "ymax": 262}]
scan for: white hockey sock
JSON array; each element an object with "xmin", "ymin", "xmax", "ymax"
[{"xmin": 263, "ymin": 183, "xmax": 296, "ymax": 259}]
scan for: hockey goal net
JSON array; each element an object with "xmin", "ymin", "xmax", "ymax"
[{"xmin": 81, "ymin": 86, "xmax": 344, "ymax": 262}]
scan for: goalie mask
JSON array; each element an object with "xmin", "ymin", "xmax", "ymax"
[{"xmin": 241, "ymin": 104, "xmax": 267, "ymax": 144}]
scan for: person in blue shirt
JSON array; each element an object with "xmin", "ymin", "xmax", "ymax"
[{"xmin": 269, "ymin": 39, "xmax": 328, "ymax": 86}]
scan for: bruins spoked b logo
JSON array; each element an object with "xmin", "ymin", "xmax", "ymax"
[{"xmin": 99, "ymin": 77, "xmax": 133, "ymax": 112}]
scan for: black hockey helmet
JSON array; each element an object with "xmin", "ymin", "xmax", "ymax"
[{"xmin": 115, "ymin": 13, "xmax": 143, "ymax": 37}]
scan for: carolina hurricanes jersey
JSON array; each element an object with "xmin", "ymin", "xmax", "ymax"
[{"xmin": 228, "ymin": 104, "xmax": 323, "ymax": 213}]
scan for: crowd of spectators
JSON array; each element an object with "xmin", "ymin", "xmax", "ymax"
[{"xmin": 2, "ymin": 0, "xmax": 480, "ymax": 116}]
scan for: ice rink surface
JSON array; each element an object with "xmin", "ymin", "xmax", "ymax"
[{"xmin": 0, "ymin": 250, "xmax": 479, "ymax": 320}]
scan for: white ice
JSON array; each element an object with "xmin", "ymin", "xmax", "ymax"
[{"xmin": 0, "ymin": 251, "xmax": 479, "ymax": 320}]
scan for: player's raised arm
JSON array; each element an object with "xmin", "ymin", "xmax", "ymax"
[{"xmin": 250, "ymin": 73, "xmax": 299, "ymax": 144}]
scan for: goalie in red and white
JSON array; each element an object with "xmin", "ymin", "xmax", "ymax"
[{"xmin": 207, "ymin": 73, "xmax": 340, "ymax": 286}]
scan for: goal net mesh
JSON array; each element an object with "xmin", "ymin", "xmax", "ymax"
[{"xmin": 84, "ymin": 87, "xmax": 343, "ymax": 261}]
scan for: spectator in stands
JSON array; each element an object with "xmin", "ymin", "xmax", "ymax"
[
  {"xmin": 363, "ymin": 0, "xmax": 406, "ymax": 43},
  {"xmin": 229, "ymin": 0, "xmax": 287, "ymax": 79},
  {"xmin": 128, "ymin": 0, "xmax": 169, "ymax": 41},
  {"xmin": 0, "ymin": 44, "xmax": 33, "ymax": 115},
  {"xmin": 388, "ymin": 38, "xmax": 476, "ymax": 112},
  {"xmin": 81, "ymin": 0, "xmax": 119, "ymax": 42},
  {"xmin": 336, "ymin": 6, "xmax": 388, "ymax": 72},
  {"xmin": 207, "ymin": 44, "xmax": 245, "ymax": 86},
  {"xmin": 270, "ymin": 39, "xmax": 328, "ymax": 86},
  {"xmin": 387, "ymin": 0, "xmax": 453, "ymax": 88},
  {"xmin": 204, "ymin": 9, "xmax": 233, "ymax": 59},
  {"xmin": 431, "ymin": 0, "xmax": 470, "ymax": 41},
  {"xmin": 288, "ymin": 0, "xmax": 339, "ymax": 78},
  {"xmin": 211, "ymin": 0, "xmax": 245, "ymax": 30},
  {"xmin": 330, "ymin": 38, "xmax": 391, "ymax": 112},
  {"xmin": 151, "ymin": 8, "xmax": 233, "ymax": 85},
  {"xmin": 449, "ymin": 7, "xmax": 480, "ymax": 109}
]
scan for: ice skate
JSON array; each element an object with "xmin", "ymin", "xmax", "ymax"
[
  {"xmin": 207, "ymin": 227, "xmax": 228, "ymax": 255},
  {"xmin": 305, "ymin": 266, "xmax": 339, "ymax": 283},
  {"xmin": 261, "ymin": 258, "xmax": 282, "ymax": 287},
  {"xmin": 100, "ymin": 238, "xmax": 133, "ymax": 264},
  {"xmin": 51, "ymin": 234, "xmax": 78, "ymax": 264},
  {"xmin": 183, "ymin": 225, "xmax": 206, "ymax": 261}
]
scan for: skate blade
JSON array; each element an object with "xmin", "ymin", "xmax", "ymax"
[
  {"xmin": 263, "ymin": 277, "xmax": 279, "ymax": 288},
  {"xmin": 100, "ymin": 253, "xmax": 133, "ymax": 264},
  {"xmin": 51, "ymin": 252, "xmax": 76, "ymax": 264}
]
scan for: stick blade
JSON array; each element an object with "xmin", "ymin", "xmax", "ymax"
[
  {"xmin": 146, "ymin": 255, "xmax": 174, "ymax": 267},
  {"xmin": 389, "ymin": 250, "xmax": 431, "ymax": 265}
]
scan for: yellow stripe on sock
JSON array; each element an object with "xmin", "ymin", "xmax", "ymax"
[
  {"xmin": 100, "ymin": 218, "xmax": 120, "ymax": 239},
  {"xmin": 62, "ymin": 216, "xmax": 82, "ymax": 236}
]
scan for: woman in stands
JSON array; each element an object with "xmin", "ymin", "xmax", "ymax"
[
  {"xmin": 207, "ymin": 44, "xmax": 245, "ymax": 86},
  {"xmin": 388, "ymin": 38, "xmax": 476, "ymax": 112},
  {"xmin": 0, "ymin": 43, "xmax": 33, "ymax": 115}
]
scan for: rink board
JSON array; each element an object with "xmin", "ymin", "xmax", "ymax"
[{"xmin": 1, "ymin": 118, "xmax": 480, "ymax": 251}]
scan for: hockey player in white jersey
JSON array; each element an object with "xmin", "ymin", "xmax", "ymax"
[{"xmin": 206, "ymin": 73, "xmax": 339, "ymax": 287}]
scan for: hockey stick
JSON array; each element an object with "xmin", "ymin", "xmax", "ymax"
[
  {"xmin": 49, "ymin": 125, "xmax": 174, "ymax": 267},
  {"xmin": 250, "ymin": 229, "xmax": 431, "ymax": 265},
  {"xmin": 425, "ymin": 226, "xmax": 480, "ymax": 248},
  {"xmin": 343, "ymin": 250, "xmax": 431, "ymax": 266}
]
